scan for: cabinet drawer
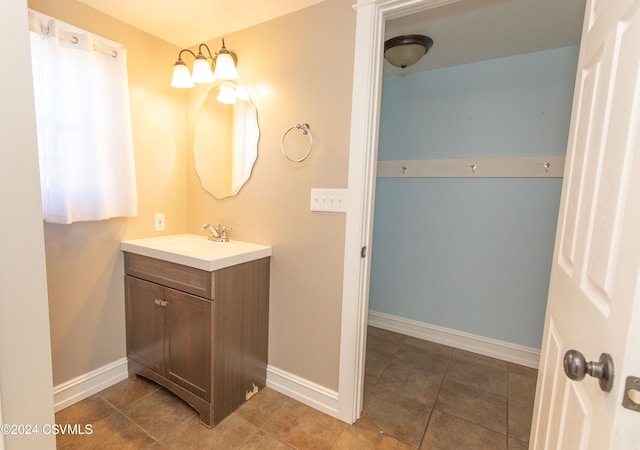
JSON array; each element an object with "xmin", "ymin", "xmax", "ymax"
[{"xmin": 124, "ymin": 253, "xmax": 214, "ymax": 299}]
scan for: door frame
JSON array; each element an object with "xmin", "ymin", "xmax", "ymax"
[{"xmin": 337, "ymin": 0, "xmax": 464, "ymax": 423}]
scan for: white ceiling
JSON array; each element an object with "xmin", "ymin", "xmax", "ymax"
[
  {"xmin": 75, "ymin": 0, "xmax": 329, "ymax": 48},
  {"xmin": 384, "ymin": 0, "xmax": 586, "ymax": 76},
  {"xmin": 75, "ymin": 0, "xmax": 586, "ymax": 76}
]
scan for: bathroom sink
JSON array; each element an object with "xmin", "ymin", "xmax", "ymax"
[{"xmin": 121, "ymin": 234, "xmax": 272, "ymax": 271}]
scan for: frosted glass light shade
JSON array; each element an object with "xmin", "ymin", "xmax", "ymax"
[
  {"xmin": 217, "ymin": 83, "xmax": 237, "ymax": 104},
  {"xmin": 384, "ymin": 35, "xmax": 433, "ymax": 69},
  {"xmin": 384, "ymin": 44, "xmax": 426, "ymax": 68},
  {"xmin": 192, "ymin": 56, "xmax": 215, "ymax": 83},
  {"xmin": 213, "ymin": 53, "xmax": 239, "ymax": 80},
  {"xmin": 234, "ymin": 85, "xmax": 250, "ymax": 101},
  {"xmin": 171, "ymin": 61, "xmax": 194, "ymax": 88}
]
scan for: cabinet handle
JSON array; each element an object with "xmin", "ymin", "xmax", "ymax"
[{"xmin": 154, "ymin": 298, "xmax": 168, "ymax": 307}]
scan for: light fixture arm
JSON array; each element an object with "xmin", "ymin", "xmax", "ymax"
[
  {"xmin": 177, "ymin": 48, "xmax": 196, "ymax": 62},
  {"xmin": 177, "ymin": 41, "xmax": 238, "ymax": 67},
  {"xmin": 198, "ymin": 43, "xmax": 215, "ymax": 60},
  {"xmin": 216, "ymin": 39, "xmax": 238, "ymax": 66},
  {"xmin": 171, "ymin": 38, "xmax": 239, "ymax": 88}
]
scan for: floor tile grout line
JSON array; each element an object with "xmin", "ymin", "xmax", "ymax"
[
  {"xmin": 96, "ymin": 382, "xmax": 161, "ymax": 418},
  {"xmin": 96, "ymin": 384, "xmax": 203, "ymax": 450},
  {"xmin": 431, "ymin": 408, "xmax": 510, "ymax": 444},
  {"xmin": 371, "ymin": 351, "xmax": 393, "ymax": 388},
  {"xmin": 506, "ymin": 370, "xmax": 511, "ymax": 445},
  {"xmin": 105, "ymin": 408, "xmax": 161, "ymax": 448},
  {"xmin": 382, "ymin": 334, "xmax": 425, "ymax": 448},
  {"xmin": 365, "ymin": 328, "xmax": 532, "ymax": 449},
  {"xmin": 110, "ymin": 388, "xmax": 197, "ymax": 447},
  {"xmin": 358, "ymin": 335, "xmax": 424, "ymax": 448},
  {"xmin": 235, "ymin": 408, "xmax": 286, "ymax": 449},
  {"xmin": 364, "ymin": 331, "xmax": 458, "ymax": 448},
  {"xmin": 428, "ymin": 391, "xmax": 509, "ymax": 438},
  {"xmin": 55, "ymin": 396, "xmax": 122, "ymax": 448},
  {"xmin": 97, "ymin": 387, "xmax": 157, "ymax": 413},
  {"xmin": 230, "ymin": 413, "xmax": 264, "ymax": 450},
  {"xmin": 56, "ymin": 406, "xmax": 157, "ymax": 449},
  {"xmin": 417, "ymin": 341, "xmax": 454, "ymax": 448}
]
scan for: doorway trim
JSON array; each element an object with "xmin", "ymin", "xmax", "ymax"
[{"xmin": 337, "ymin": 0, "xmax": 463, "ymax": 423}]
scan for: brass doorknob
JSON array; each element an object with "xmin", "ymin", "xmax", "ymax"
[{"xmin": 563, "ymin": 350, "xmax": 614, "ymax": 392}]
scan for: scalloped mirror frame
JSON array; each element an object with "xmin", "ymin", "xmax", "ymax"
[{"xmin": 193, "ymin": 87, "xmax": 259, "ymax": 199}]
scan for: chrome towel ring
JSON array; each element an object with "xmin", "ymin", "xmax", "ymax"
[{"xmin": 281, "ymin": 123, "xmax": 313, "ymax": 162}]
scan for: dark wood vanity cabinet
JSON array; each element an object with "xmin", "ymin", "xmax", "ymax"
[
  {"xmin": 126, "ymin": 276, "xmax": 212, "ymax": 399},
  {"xmin": 124, "ymin": 252, "xmax": 270, "ymax": 427}
]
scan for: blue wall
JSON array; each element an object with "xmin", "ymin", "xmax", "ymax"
[{"xmin": 370, "ymin": 46, "xmax": 579, "ymax": 349}]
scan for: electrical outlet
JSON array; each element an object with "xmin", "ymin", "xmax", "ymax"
[
  {"xmin": 154, "ymin": 213, "xmax": 165, "ymax": 231},
  {"xmin": 310, "ymin": 189, "xmax": 348, "ymax": 212}
]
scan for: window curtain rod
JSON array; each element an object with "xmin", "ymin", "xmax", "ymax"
[
  {"xmin": 28, "ymin": 9, "xmax": 121, "ymax": 58},
  {"xmin": 38, "ymin": 25, "xmax": 118, "ymax": 58}
]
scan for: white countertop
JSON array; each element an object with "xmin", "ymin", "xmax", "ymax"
[{"xmin": 121, "ymin": 234, "xmax": 272, "ymax": 271}]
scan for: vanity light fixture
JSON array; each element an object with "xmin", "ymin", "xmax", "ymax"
[
  {"xmin": 384, "ymin": 34, "xmax": 433, "ymax": 69},
  {"xmin": 216, "ymin": 81, "xmax": 250, "ymax": 104},
  {"xmin": 212, "ymin": 40, "xmax": 239, "ymax": 80},
  {"xmin": 217, "ymin": 82, "xmax": 238, "ymax": 104},
  {"xmin": 170, "ymin": 39, "xmax": 239, "ymax": 88}
]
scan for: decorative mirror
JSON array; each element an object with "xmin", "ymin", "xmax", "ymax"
[{"xmin": 193, "ymin": 86, "xmax": 259, "ymax": 199}]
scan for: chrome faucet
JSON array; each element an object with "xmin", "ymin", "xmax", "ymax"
[
  {"xmin": 201, "ymin": 223, "xmax": 219, "ymax": 240},
  {"xmin": 200, "ymin": 223, "xmax": 232, "ymax": 242}
]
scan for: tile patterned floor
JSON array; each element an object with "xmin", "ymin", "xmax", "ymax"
[
  {"xmin": 55, "ymin": 326, "xmax": 537, "ymax": 449},
  {"xmin": 360, "ymin": 327, "xmax": 537, "ymax": 449}
]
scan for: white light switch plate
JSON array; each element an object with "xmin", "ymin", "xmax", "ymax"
[
  {"xmin": 154, "ymin": 213, "xmax": 165, "ymax": 231},
  {"xmin": 310, "ymin": 189, "xmax": 347, "ymax": 212}
]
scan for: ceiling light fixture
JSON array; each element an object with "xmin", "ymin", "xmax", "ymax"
[
  {"xmin": 384, "ymin": 34, "xmax": 433, "ymax": 69},
  {"xmin": 170, "ymin": 39, "xmax": 239, "ymax": 88}
]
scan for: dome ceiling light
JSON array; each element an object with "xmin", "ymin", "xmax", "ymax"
[{"xmin": 384, "ymin": 34, "xmax": 434, "ymax": 69}]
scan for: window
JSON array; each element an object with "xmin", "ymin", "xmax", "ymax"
[{"xmin": 28, "ymin": 10, "xmax": 137, "ymax": 224}]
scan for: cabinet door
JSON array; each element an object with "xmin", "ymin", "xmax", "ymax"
[
  {"xmin": 164, "ymin": 286, "xmax": 212, "ymax": 400},
  {"xmin": 125, "ymin": 276, "xmax": 165, "ymax": 374}
]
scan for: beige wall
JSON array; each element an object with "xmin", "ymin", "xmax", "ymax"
[
  {"xmin": 28, "ymin": 0, "xmax": 187, "ymax": 385},
  {"xmin": 26, "ymin": 0, "xmax": 355, "ymax": 394},
  {"xmin": 186, "ymin": 0, "xmax": 355, "ymax": 390},
  {"xmin": 0, "ymin": 1, "xmax": 56, "ymax": 448}
]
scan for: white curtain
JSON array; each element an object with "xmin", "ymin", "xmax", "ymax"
[{"xmin": 28, "ymin": 10, "xmax": 137, "ymax": 224}]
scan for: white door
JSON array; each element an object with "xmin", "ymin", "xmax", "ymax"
[{"xmin": 530, "ymin": 0, "xmax": 640, "ymax": 448}]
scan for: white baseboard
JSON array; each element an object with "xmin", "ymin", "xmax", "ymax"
[
  {"xmin": 266, "ymin": 365, "xmax": 339, "ymax": 418},
  {"xmin": 51, "ymin": 318, "xmax": 536, "ymax": 418},
  {"xmin": 52, "ymin": 358, "xmax": 341, "ymax": 420},
  {"xmin": 368, "ymin": 310, "xmax": 540, "ymax": 369},
  {"xmin": 53, "ymin": 358, "xmax": 129, "ymax": 412}
]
